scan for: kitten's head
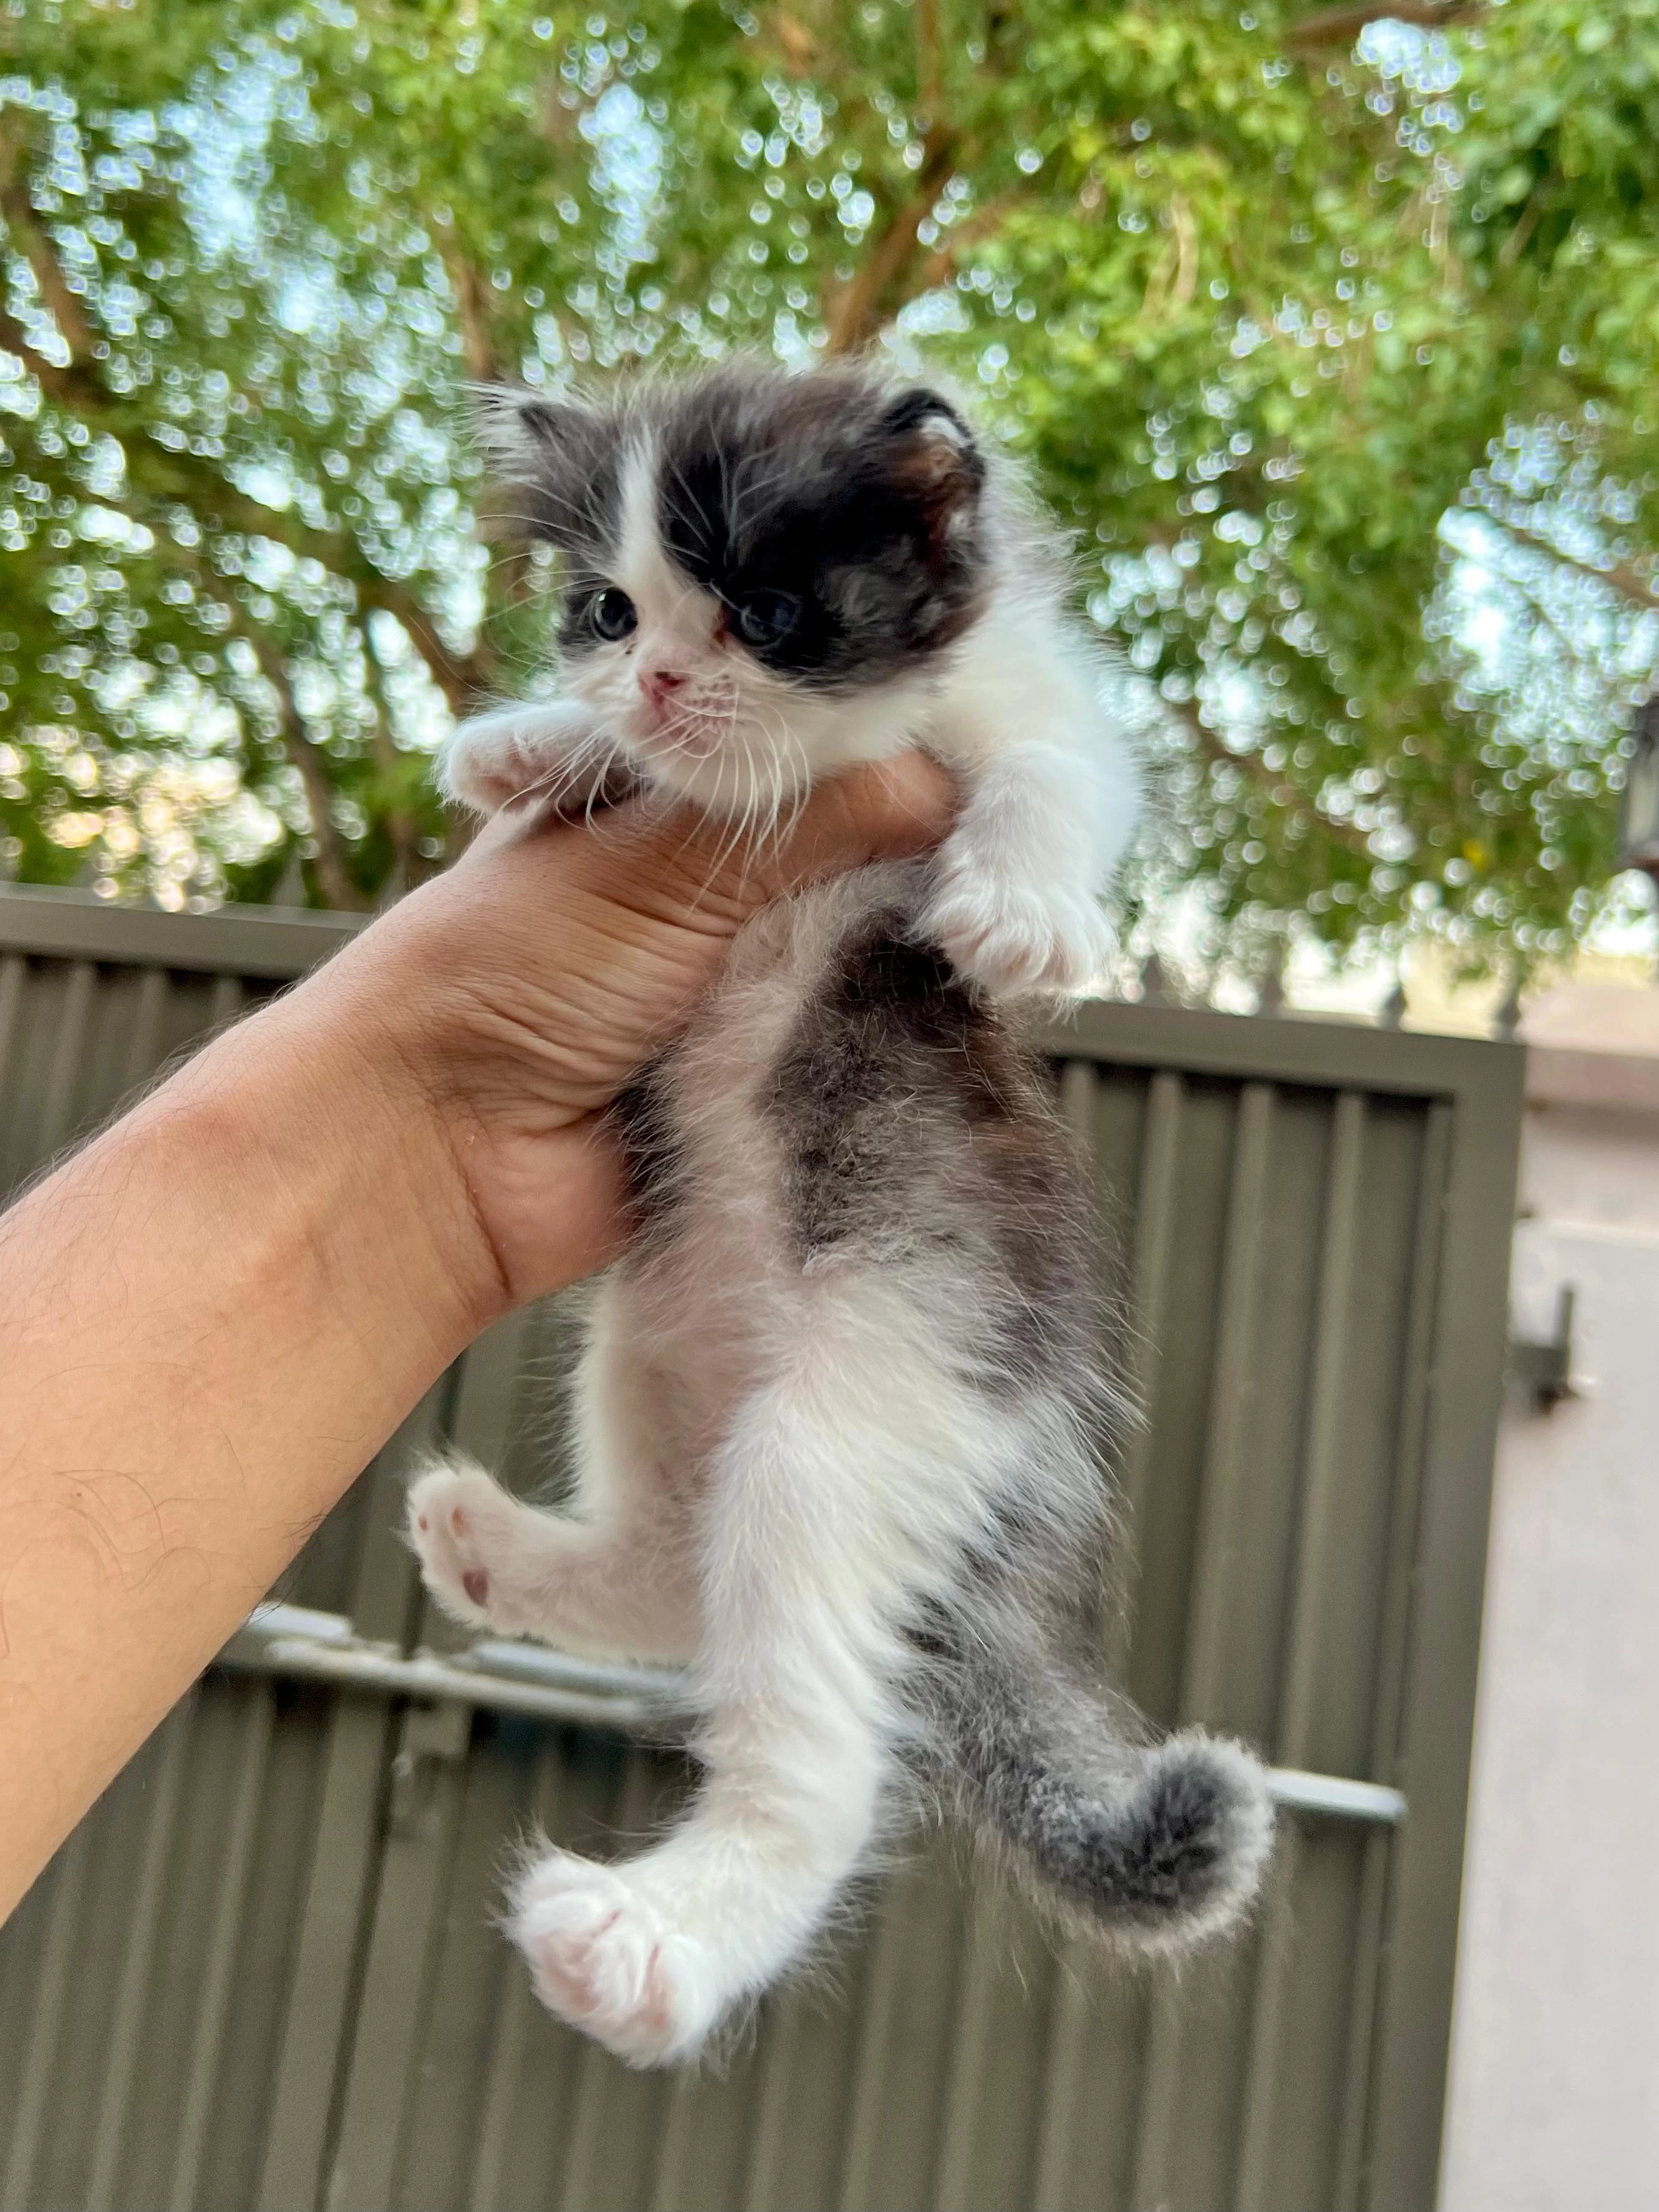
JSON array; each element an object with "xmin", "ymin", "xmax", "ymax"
[{"xmin": 479, "ymin": 358, "xmax": 989, "ymax": 813}]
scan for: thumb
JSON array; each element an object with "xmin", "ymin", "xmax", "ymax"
[{"xmin": 636, "ymin": 752, "xmax": 957, "ymax": 928}]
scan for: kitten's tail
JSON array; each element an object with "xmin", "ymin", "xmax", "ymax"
[{"xmin": 939, "ymin": 1637, "xmax": 1275, "ymax": 1951}]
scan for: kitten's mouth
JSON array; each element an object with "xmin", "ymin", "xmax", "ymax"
[{"xmin": 632, "ymin": 693, "xmax": 734, "ymax": 763}]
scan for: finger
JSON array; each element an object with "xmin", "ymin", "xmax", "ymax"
[
  {"xmin": 746, "ymin": 752, "xmax": 958, "ymax": 902},
  {"xmin": 595, "ymin": 752, "xmax": 956, "ymax": 926}
]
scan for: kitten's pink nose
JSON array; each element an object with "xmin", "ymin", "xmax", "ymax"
[{"xmin": 640, "ymin": 665, "xmax": 689, "ymax": 713}]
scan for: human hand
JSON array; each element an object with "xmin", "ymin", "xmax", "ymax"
[{"xmin": 306, "ymin": 754, "xmax": 954, "ymax": 1316}]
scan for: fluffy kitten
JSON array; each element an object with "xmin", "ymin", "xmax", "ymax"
[{"xmin": 409, "ymin": 359, "xmax": 1272, "ymax": 2067}]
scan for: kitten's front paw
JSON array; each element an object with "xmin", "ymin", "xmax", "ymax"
[
  {"xmin": 508, "ymin": 1851, "xmax": 721, "ymax": 2067},
  {"xmin": 440, "ymin": 704, "xmax": 623, "ymax": 817},
  {"xmin": 406, "ymin": 1459, "xmax": 525, "ymax": 1630},
  {"xmin": 924, "ymin": 864, "xmax": 1114, "ymax": 998}
]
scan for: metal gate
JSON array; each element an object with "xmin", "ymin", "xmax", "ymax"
[{"xmin": 0, "ymin": 882, "xmax": 1524, "ymax": 2211}]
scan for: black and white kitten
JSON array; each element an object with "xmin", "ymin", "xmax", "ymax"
[{"xmin": 408, "ymin": 359, "xmax": 1273, "ymax": 2067}]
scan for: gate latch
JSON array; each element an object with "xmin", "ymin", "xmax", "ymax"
[
  {"xmin": 388, "ymin": 1700, "xmax": 470, "ymax": 1837},
  {"xmin": 1508, "ymin": 1284, "xmax": 1580, "ymax": 1414}
]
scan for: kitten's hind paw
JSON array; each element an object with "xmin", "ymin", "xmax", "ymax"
[{"xmin": 507, "ymin": 1851, "xmax": 721, "ymax": 2067}]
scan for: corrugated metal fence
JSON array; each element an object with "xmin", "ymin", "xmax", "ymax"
[{"xmin": 0, "ymin": 883, "xmax": 1524, "ymax": 2211}]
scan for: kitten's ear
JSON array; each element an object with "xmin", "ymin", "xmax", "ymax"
[
  {"xmin": 880, "ymin": 387, "xmax": 985, "ymax": 544},
  {"xmin": 472, "ymin": 385, "xmax": 595, "ymax": 481},
  {"xmin": 471, "ymin": 384, "xmax": 614, "ymax": 551}
]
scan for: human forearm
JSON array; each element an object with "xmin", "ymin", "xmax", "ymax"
[{"xmin": 0, "ymin": 975, "xmax": 505, "ymax": 1916}]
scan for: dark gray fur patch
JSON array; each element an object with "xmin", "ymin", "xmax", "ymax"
[
  {"xmin": 766, "ymin": 914, "xmax": 1100, "ymax": 1389},
  {"xmin": 607, "ymin": 1056, "xmax": 687, "ymax": 1235}
]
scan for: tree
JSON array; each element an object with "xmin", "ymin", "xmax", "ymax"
[{"xmin": 1, "ymin": 0, "xmax": 1654, "ymax": 964}]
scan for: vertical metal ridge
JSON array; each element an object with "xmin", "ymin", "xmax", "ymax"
[
  {"xmin": 1332, "ymin": 1098, "xmax": 1453, "ymax": 2211},
  {"xmin": 326, "ymin": 1700, "xmax": 472, "ymax": 2212},
  {"xmin": 86, "ymin": 1696, "xmax": 197, "ymax": 2212},
  {"xmin": 1034, "ymin": 1071, "xmax": 1185, "ymax": 2212},
  {"xmin": 0, "ymin": 952, "xmax": 24, "ymax": 1101},
  {"xmin": 168, "ymin": 1684, "xmax": 276, "ymax": 2212},
  {"xmin": 1112, "ymin": 1066, "xmax": 1186, "ymax": 1673},
  {"xmin": 40, "ymin": 957, "xmax": 95, "ymax": 1155},
  {"xmin": 738, "ymin": 1985, "xmax": 806, "ymax": 2212},
  {"xmin": 1177, "ymin": 1080, "xmax": 1277, "ymax": 1727},
  {"xmin": 558, "ymin": 1749, "xmax": 659, "ymax": 2212},
  {"xmin": 1132, "ymin": 1080, "xmax": 1274, "ymax": 2211},
  {"xmin": 1029, "ymin": 1963, "xmax": 1088, "ymax": 2212},
  {"xmin": 931, "ymin": 1885, "xmax": 1003, "ymax": 2212},
  {"xmin": 469, "ymin": 1742, "xmax": 563, "ymax": 2212},
  {"xmin": 121, "ymin": 966, "xmax": 170, "ymax": 1094},
  {"xmin": 1234, "ymin": 1091, "xmax": 1365, "ymax": 2212},
  {"xmin": 209, "ymin": 973, "xmax": 245, "ymax": 1029},
  {"xmin": 1, "ymin": 1824, "xmax": 93, "ymax": 2212},
  {"xmin": 836, "ymin": 1882, "xmax": 908, "ymax": 2212}
]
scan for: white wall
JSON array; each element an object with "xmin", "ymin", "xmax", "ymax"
[{"xmin": 1440, "ymin": 994, "xmax": 1659, "ymax": 2210}]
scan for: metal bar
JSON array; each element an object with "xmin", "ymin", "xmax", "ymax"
[
  {"xmin": 216, "ymin": 1605, "xmax": 686, "ymax": 1728},
  {"xmin": 0, "ymin": 878, "xmax": 359, "ymax": 978},
  {"xmin": 215, "ymin": 1607, "xmax": 1401, "ymax": 1822},
  {"xmin": 326, "ymin": 1700, "xmax": 472, "ymax": 2212},
  {"xmin": 1267, "ymin": 1769, "xmax": 1406, "ymax": 1826},
  {"xmin": 1, "ymin": 1824, "xmax": 92, "ymax": 2212},
  {"xmin": 1042, "ymin": 993, "xmax": 1524, "ymax": 1105},
  {"xmin": 168, "ymin": 1683, "xmax": 276, "ymax": 2212},
  {"xmin": 86, "ymin": 1697, "xmax": 196, "ymax": 2212},
  {"xmin": 1365, "ymin": 1054, "xmax": 1526, "ymax": 2211}
]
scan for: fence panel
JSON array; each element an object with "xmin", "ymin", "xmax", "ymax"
[{"xmin": 0, "ymin": 884, "xmax": 1524, "ymax": 2212}]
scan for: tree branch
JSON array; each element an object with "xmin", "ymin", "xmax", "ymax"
[
  {"xmin": 1493, "ymin": 513, "xmax": 1659, "ymax": 615},
  {"xmin": 434, "ymin": 220, "xmax": 501, "ymax": 386},
  {"xmin": 822, "ymin": 129, "xmax": 958, "ymax": 354},
  {"xmin": 915, "ymin": 0, "xmax": 943, "ymax": 124},
  {"xmin": 1285, "ymin": 1, "xmax": 1483, "ymax": 50},
  {"xmin": 1, "ymin": 143, "xmax": 496, "ymax": 718},
  {"xmin": 1174, "ymin": 698, "xmax": 1376, "ymax": 863},
  {"xmin": 235, "ymin": 623, "xmax": 369, "ymax": 911}
]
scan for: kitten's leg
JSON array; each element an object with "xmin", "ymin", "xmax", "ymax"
[
  {"xmin": 506, "ymin": 1351, "xmax": 942, "ymax": 2066},
  {"xmin": 407, "ymin": 1295, "xmax": 697, "ymax": 1664},
  {"xmin": 439, "ymin": 698, "xmax": 634, "ymax": 818},
  {"xmin": 922, "ymin": 634, "xmax": 1144, "ymax": 996}
]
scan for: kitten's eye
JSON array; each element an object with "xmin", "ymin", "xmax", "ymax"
[
  {"xmin": 589, "ymin": 587, "xmax": 637, "ymax": 642},
  {"xmin": 732, "ymin": 590, "xmax": 800, "ymax": 649}
]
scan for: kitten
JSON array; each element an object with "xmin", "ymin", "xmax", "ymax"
[{"xmin": 408, "ymin": 358, "xmax": 1273, "ymax": 2067}]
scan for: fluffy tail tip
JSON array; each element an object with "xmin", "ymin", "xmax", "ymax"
[{"xmin": 1108, "ymin": 1730, "xmax": 1275, "ymax": 1951}]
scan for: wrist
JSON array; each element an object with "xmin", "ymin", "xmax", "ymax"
[{"xmin": 175, "ymin": 952, "xmax": 515, "ymax": 1354}]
